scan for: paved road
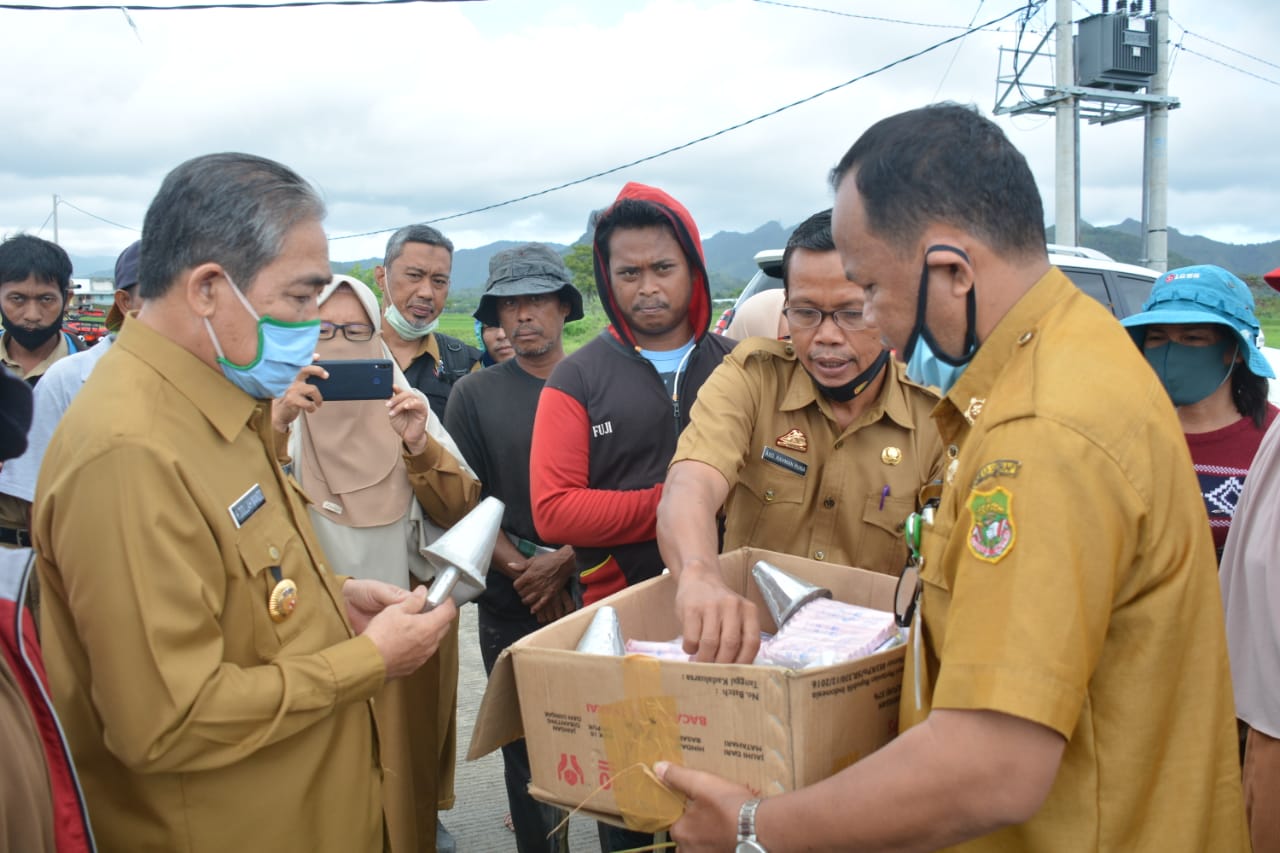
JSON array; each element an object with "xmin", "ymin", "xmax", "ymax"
[{"xmin": 444, "ymin": 602, "xmax": 601, "ymax": 852}]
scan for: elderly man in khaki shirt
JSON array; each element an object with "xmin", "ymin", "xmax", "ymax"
[
  {"xmin": 657, "ymin": 208, "xmax": 943, "ymax": 664},
  {"xmin": 32, "ymin": 152, "xmax": 457, "ymax": 852}
]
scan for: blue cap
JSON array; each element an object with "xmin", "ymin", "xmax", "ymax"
[
  {"xmin": 1120, "ymin": 264, "xmax": 1274, "ymax": 380},
  {"xmin": 114, "ymin": 240, "xmax": 140, "ymax": 291}
]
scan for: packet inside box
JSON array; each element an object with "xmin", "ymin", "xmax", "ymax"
[{"xmin": 467, "ymin": 547, "xmax": 906, "ymax": 824}]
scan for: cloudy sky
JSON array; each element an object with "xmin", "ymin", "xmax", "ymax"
[{"xmin": 3, "ymin": 0, "xmax": 1278, "ymax": 267}]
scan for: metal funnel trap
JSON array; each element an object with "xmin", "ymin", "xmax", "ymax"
[
  {"xmin": 575, "ymin": 605, "xmax": 625, "ymax": 656},
  {"xmin": 421, "ymin": 496, "xmax": 505, "ymax": 611},
  {"xmin": 752, "ymin": 560, "xmax": 831, "ymax": 628}
]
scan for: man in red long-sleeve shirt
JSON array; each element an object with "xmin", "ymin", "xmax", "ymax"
[
  {"xmin": 528, "ymin": 185, "xmax": 734, "ymax": 853},
  {"xmin": 530, "ymin": 183, "xmax": 733, "ymax": 611}
]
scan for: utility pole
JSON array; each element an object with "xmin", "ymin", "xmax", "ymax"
[
  {"xmin": 52, "ymin": 194, "xmax": 59, "ymax": 245},
  {"xmin": 1055, "ymin": 0, "xmax": 1078, "ymax": 246},
  {"xmin": 1142, "ymin": 0, "xmax": 1170, "ymax": 272},
  {"xmin": 994, "ymin": 1, "xmax": 1178, "ymax": 266}
]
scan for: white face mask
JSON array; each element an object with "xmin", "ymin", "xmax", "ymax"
[{"xmin": 383, "ymin": 299, "xmax": 439, "ymax": 341}]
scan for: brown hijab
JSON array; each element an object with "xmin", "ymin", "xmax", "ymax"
[{"xmin": 295, "ymin": 276, "xmax": 413, "ymax": 528}]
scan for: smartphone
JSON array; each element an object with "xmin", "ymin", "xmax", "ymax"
[{"xmin": 306, "ymin": 359, "xmax": 395, "ymax": 401}]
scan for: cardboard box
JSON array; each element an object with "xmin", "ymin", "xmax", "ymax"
[{"xmin": 467, "ymin": 547, "xmax": 905, "ymax": 822}]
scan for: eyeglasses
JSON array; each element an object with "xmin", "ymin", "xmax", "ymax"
[
  {"xmin": 782, "ymin": 307, "xmax": 868, "ymax": 332},
  {"xmin": 318, "ymin": 321, "xmax": 375, "ymax": 342}
]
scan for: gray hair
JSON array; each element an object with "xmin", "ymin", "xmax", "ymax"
[
  {"xmin": 383, "ymin": 224, "xmax": 453, "ymax": 269},
  {"xmin": 138, "ymin": 152, "xmax": 326, "ymax": 299}
]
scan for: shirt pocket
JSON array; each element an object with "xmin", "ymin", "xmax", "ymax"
[
  {"xmin": 234, "ymin": 505, "xmax": 310, "ymax": 660},
  {"xmin": 854, "ymin": 493, "xmax": 914, "ymax": 574},
  {"xmin": 729, "ymin": 453, "xmax": 808, "ymax": 533}
]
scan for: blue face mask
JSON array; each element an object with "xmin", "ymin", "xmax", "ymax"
[
  {"xmin": 204, "ymin": 275, "xmax": 320, "ymax": 400},
  {"xmin": 902, "ymin": 245, "xmax": 979, "ymax": 395},
  {"xmin": 1144, "ymin": 338, "xmax": 1236, "ymax": 406}
]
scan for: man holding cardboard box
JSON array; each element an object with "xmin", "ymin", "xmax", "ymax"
[
  {"xmin": 658, "ymin": 208, "xmax": 943, "ymax": 665},
  {"xmin": 657, "ymin": 104, "xmax": 1247, "ymax": 851}
]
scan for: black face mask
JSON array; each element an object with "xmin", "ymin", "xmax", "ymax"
[
  {"xmin": 808, "ymin": 347, "xmax": 891, "ymax": 403},
  {"xmin": 2, "ymin": 310, "xmax": 63, "ymax": 352}
]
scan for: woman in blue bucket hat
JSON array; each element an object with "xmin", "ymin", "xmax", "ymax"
[{"xmin": 1122, "ymin": 265, "xmax": 1278, "ymax": 562}]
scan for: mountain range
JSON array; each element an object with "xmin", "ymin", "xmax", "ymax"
[{"xmin": 69, "ymin": 218, "xmax": 1279, "ymax": 293}]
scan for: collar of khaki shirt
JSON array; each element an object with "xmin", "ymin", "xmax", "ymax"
[
  {"xmin": 0, "ymin": 331, "xmax": 70, "ymax": 382},
  {"xmin": 114, "ymin": 319, "xmax": 258, "ymax": 443},
  {"xmin": 934, "ymin": 266, "xmax": 1073, "ymax": 444},
  {"xmin": 411, "ymin": 332, "xmax": 443, "ymax": 367},
  {"xmin": 779, "ymin": 347, "xmax": 923, "ymax": 434}
]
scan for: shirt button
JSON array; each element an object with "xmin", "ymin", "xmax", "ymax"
[
  {"xmin": 1017, "ymin": 330, "xmax": 1035, "ymax": 345},
  {"xmin": 268, "ymin": 546, "xmax": 281, "ymax": 561},
  {"xmin": 823, "ymin": 497, "xmax": 835, "ymax": 509},
  {"xmin": 764, "ymin": 489, "xmax": 775, "ymax": 502},
  {"xmin": 834, "ymin": 441, "xmax": 844, "ymax": 450},
  {"xmin": 814, "ymin": 551, "xmax": 826, "ymax": 561}
]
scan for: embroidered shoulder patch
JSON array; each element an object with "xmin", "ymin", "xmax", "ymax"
[
  {"xmin": 776, "ymin": 428, "xmax": 808, "ymax": 452},
  {"xmin": 967, "ymin": 487, "xmax": 1016, "ymax": 563},
  {"xmin": 971, "ymin": 459, "xmax": 1021, "ymax": 488}
]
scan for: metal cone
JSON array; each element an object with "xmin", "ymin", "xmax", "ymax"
[
  {"xmin": 421, "ymin": 496, "xmax": 505, "ymax": 611},
  {"xmin": 575, "ymin": 605, "xmax": 625, "ymax": 656},
  {"xmin": 752, "ymin": 560, "xmax": 831, "ymax": 628}
]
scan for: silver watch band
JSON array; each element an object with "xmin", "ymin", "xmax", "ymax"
[{"xmin": 738, "ymin": 797, "xmax": 763, "ymax": 842}]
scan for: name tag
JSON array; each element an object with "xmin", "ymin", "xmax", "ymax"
[
  {"xmin": 761, "ymin": 446, "xmax": 807, "ymax": 477},
  {"xmin": 228, "ymin": 484, "xmax": 266, "ymax": 528}
]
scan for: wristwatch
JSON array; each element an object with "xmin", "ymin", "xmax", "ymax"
[{"xmin": 736, "ymin": 797, "xmax": 767, "ymax": 852}]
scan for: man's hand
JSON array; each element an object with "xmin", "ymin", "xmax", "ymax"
[
  {"xmin": 654, "ymin": 761, "xmax": 755, "ymax": 853},
  {"xmin": 535, "ymin": 587, "xmax": 576, "ymax": 625},
  {"xmin": 386, "ymin": 385, "xmax": 430, "ymax": 455},
  {"xmin": 512, "ymin": 546, "xmax": 575, "ymax": 615},
  {"xmin": 342, "ymin": 577, "xmax": 412, "ymax": 633},
  {"xmin": 675, "ymin": 563, "xmax": 760, "ymax": 664},
  {"xmin": 271, "ymin": 363, "xmax": 326, "ymax": 433},
  {"xmin": 359, "ymin": 585, "xmax": 458, "ymax": 679}
]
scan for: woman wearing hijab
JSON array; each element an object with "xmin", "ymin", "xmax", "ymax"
[
  {"xmin": 273, "ymin": 274, "xmax": 480, "ymax": 853},
  {"xmin": 1121, "ymin": 265, "xmax": 1278, "ymax": 563}
]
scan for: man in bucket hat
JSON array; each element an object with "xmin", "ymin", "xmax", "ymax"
[
  {"xmin": 444, "ymin": 242, "xmax": 582, "ymax": 853},
  {"xmin": 1121, "ymin": 264, "xmax": 1278, "ymax": 561}
]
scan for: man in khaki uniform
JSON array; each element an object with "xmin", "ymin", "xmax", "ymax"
[
  {"xmin": 32, "ymin": 152, "xmax": 457, "ymax": 852},
  {"xmin": 659, "ymin": 210, "xmax": 942, "ymax": 658},
  {"xmin": 375, "ymin": 223, "xmax": 481, "ymax": 851},
  {"xmin": 657, "ymin": 105, "xmax": 1247, "ymax": 852}
]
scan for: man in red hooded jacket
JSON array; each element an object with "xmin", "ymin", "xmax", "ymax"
[{"xmin": 529, "ymin": 183, "xmax": 733, "ymax": 849}]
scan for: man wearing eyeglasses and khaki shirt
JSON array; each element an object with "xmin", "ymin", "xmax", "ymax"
[{"xmin": 657, "ymin": 209, "xmax": 944, "ymax": 663}]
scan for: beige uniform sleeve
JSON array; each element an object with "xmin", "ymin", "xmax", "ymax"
[
  {"xmin": 38, "ymin": 442, "xmax": 385, "ymax": 774},
  {"xmin": 0, "ymin": 491, "xmax": 29, "ymax": 530}
]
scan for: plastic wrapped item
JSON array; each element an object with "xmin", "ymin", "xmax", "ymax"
[
  {"xmin": 623, "ymin": 634, "xmax": 778, "ymax": 663},
  {"xmin": 757, "ymin": 598, "xmax": 898, "ymax": 670},
  {"xmin": 624, "ymin": 637, "xmax": 693, "ymax": 662}
]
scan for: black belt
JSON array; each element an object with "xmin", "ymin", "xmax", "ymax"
[{"xmin": 0, "ymin": 527, "xmax": 31, "ymax": 547}]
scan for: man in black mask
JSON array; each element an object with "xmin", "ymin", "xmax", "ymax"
[
  {"xmin": 0, "ymin": 235, "xmax": 80, "ymax": 387},
  {"xmin": 657, "ymin": 208, "xmax": 944, "ymax": 663}
]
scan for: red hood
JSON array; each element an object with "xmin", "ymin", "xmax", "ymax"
[{"xmin": 593, "ymin": 181, "xmax": 712, "ymax": 349}]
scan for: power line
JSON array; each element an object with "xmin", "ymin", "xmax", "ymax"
[
  {"xmin": 1, "ymin": 0, "xmax": 473, "ymax": 12},
  {"xmin": 333, "ymin": 1, "xmax": 1042, "ymax": 240},
  {"xmin": 33, "ymin": 209, "xmax": 55, "ymax": 237},
  {"xmin": 750, "ymin": 0, "xmax": 981, "ymax": 30},
  {"xmin": 56, "ymin": 199, "xmax": 142, "ymax": 232},
  {"xmin": 932, "ymin": 0, "xmax": 988, "ymax": 101},
  {"xmin": 1170, "ymin": 17, "xmax": 1280, "ymax": 72},
  {"xmin": 1174, "ymin": 44, "xmax": 1280, "ymax": 88}
]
